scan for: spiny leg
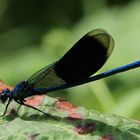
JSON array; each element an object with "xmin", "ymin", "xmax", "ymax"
[
  {"xmin": 16, "ymin": 104, "xmax": 22, "ymax": 115},
  {"xmin": 0, "ymin": 98, "xmax": 11, "ymax": 117},
  {"xmin": 16, "ymin": 100, "xmax": 57, "ymax": 119}
]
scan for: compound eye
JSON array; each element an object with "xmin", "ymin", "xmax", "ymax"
[{"xmin": 0, "ymin": 93, "xmax": 8, "ymax": 103}]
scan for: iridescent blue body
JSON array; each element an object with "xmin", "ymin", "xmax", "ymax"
[
  {"xmin": 1, "ymin": 28, "xmax": 140, "ymax": 116},
  {"xmin": 3, "ymin": 59, "xmax": 140, "ymax": 101}
]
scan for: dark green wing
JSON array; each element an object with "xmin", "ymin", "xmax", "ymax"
[
  {"xmin": 27, "ymin": 62, "xmax": 66, "ymax": 88},
  {"xmin": 27, "ymin": 29, "xmax": 114, "ymax": 88}
]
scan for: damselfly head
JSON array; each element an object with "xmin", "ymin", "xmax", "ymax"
[{"xmin": 0, "ymin": 89, "xmax": 11, "ymax": 104}]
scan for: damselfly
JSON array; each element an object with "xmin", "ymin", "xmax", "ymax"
[{"xmin": 1, "ymin": 29, "xmax": 140, "ymax": 116}]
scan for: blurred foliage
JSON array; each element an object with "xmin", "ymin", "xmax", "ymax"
[{"xmin": 0, "ymin": 0, "xmax": 140, "ymax": 120}]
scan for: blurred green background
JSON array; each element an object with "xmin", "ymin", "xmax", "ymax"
[{"xmin": 0, "ymin": 0, "xmax": 140, "ymax": 119}]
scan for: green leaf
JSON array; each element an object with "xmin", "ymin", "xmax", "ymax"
[
  {"xmin": 0, "ymin": 94, "xmax": 140, "ymax": 140},
  {"xmin": 0, "ymin": 82, "xmax": 140, "ymax": 140}
]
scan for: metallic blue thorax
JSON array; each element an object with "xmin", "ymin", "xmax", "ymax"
[{"xmin": 7, "ymin": 81, "xmax": 34, "ymax": 101}]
